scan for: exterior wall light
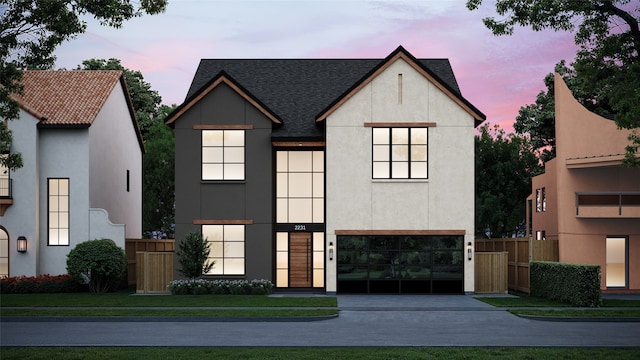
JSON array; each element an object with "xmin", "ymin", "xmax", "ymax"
[
  {"xmin": 467, "ymin": 242, "xmax": 472, "ymax": 261},
  {"xmin": 17, "ymin": 236, "xmax": 27, "ymax": 253},
  {"xmin": 329, "ymin": 242, "xmax": 334, "ymax": 261}
]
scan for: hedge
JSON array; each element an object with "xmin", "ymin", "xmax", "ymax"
[
  {"xmin": 168, "ymin": 279, "xmax": 273, "ymax": 295},
  {"xmin": 530, "ymin": 261, "xmax": 602, "ymax": 307},
  {"xmin": 0, "ymin": 274, "xmax": 83, "ymax": 294}
]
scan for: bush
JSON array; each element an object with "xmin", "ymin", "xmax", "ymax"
[
  {"xmin": 176, "ymin": 232, "xmax": 214, "ymax": 279},
  {"xmin": 167, "ymin": 279, "xmax": 273, "ymax": 295},
  {"xmin": 66, "ymin": 239, "xmax": 127, "ymax": 294},
  {"xmin": 0, "ymin": 274, "xmax": 82, "ymax": 294},
  {"xmin": 530, "ymin": 261, "xmax": 602, "ymax": 307}
]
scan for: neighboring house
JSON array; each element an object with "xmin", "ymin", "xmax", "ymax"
[
  {"xmin": 0, "ymin": 70, "xmax": 143, "ymax": 278},
  {"xmin": 166, "ymin": 46, "xmax": 485, "ymax": 294},
  {"xmin": 526, "ymin": 73, "xmax": 640, "ymax": 291}
]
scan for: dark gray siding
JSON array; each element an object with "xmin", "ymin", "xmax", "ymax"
[{"xmin": 174, "ymin": 83, "xmax": 274, "ymax": 280}]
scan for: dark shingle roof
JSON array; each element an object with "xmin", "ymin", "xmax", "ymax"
[{"xmin": 181, "ymin": 51, "xmax": 476, "ymax": 140}]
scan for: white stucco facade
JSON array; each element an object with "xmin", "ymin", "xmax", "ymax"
[
  {"xmin": 325, "ymin": 58, "xmax": 476, "ymax": 293},
  {"xmin": 1, "ymin": 75, "xmax": 142, "ymax": 277}
]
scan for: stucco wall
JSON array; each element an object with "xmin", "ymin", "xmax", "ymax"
[
  {"xmin": 325, "ymin": 59, "xmax": 476, "ymax": 292},
  {"xmin": 1, "ymin": 110, "xmax": 40, "ymax": 276},
  {"xmin": 89, "ymin": 82, "xmax": 142, "ymax": 239},
  {"xmin": 38, "ymin": 129, "xmax": 90, "ymax": 275}
]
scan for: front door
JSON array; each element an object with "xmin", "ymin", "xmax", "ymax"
[{"xmin": 289, "ymin": 232, "xmax": 312, "ymax": 287}]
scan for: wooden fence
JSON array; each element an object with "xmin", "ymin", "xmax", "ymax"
[
  {"xmin": 136, "ymin": 252, "xmax": 174, "ymax": 294},
  {"xmin": 475, "ymin": 238, "xmax": 558, "ymax": 293},
  {"xmin": 475, "ymin": 252, "xmax": 508, "ymax": 294},
  {"xmin": 125, "ymin": 239, "xmax": 175, "ymax": 285}
]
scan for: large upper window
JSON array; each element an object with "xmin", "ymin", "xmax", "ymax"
[
  {"xmin": 372, "ymin": 127, "xmax": 428, "ymax": 179},
  {"xmin": 202, "ymin": 130, "xmax": 245, "ymax": 180},
  {"xmin": 276, "ymin": 151, "xmax": 324, "ymax": 223},
  {"xmin": 48, "ymin": 178, "xmax": 69, "ymax": 246},
  {"xmin": 202, "ymin": 225, "xmax": 245, "ymax": 275}
]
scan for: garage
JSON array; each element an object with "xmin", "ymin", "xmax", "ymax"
[{"xmin": 337, "ymin": 235, "xmax": 464, "ymax": 294}]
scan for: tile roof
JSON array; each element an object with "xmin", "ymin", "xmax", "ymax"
[
  {"xmin": 177, "ymin": 48, "xmax": 480, "ymax": 140},
  {"xmin": 12, "ymin": 70, "xmax": 123, "ymax": 126}
]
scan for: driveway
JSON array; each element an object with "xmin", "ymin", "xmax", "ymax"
[{"xmin": 2, "ymin": 295, "xmax": 639, "ymax": 347}]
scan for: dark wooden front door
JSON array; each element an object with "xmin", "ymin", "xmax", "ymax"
[{"xmin": 289, "ymin": 232, "xmax": 312, "ymax": 287}]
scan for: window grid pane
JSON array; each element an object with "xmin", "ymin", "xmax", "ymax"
[
  {"xmin": 202, "ymin": 130, "xmax": 245, "ymax": 180},
  {"xmin": 203, "ymin": 225, "xmax": 245, "ymax": 275},
  {"xmin": 48, "ymin": 179, "xmax": 69, "ymax": 246},
  {"xmin": 276, "ymin": 151, "xmax": 325, "ymax": 224},
  {"xmin": 371, "ymin": 128, "xmax": 428, "ymax": 179}
]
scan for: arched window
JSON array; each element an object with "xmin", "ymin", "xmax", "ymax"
[{"xmin": 0, "ymin": 227, "xmax": 8, "ymax": 278}]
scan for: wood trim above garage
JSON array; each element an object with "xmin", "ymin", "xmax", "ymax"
[{"xmin": 334, "ymin": 230, "xmax": 465, "ymax": 236}]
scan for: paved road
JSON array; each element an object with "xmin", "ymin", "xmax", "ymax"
[{"xmin": 2, "ymin": 295, "xmax": 640, "ymax": 347}]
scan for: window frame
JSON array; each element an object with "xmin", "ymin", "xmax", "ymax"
[
  {"xmin": 371, "ymin": 127, "xmax": 429, "ymax": 180},
  {"xmin": 201, "ymin": 129, "xmax": 246, "ymax": 181},
  {"xmin": 48, "ymin": 178, "xmax": 70, "ymax": 246},
  {"xmin": 202, "ymin": 224, "xmax": 246, "ymax": 276}
]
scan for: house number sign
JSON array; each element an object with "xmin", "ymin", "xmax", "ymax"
[
  {"xmin": 294, "ymin": 225, "xmax": 307, "ymax": 231},
  {"xmin": 275, "ymin": 224, "xmax": 325, "ymax": 232}
]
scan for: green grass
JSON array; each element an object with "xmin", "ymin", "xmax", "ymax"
[
  {"xmin": 2, "ymin": 347, "xmax": 639, "ymax": 360},
  {"xmin": 0, "ymin": 290, "xmax": 337, "ymax": 308},
  {"xmin": 509, "ymin": 309, "xmax": 640, "ymax": 317},
  {"xmin": 476, "ymin": 295, "xmax": 640, "ymax": 308},
  {"xmin": 0, "ymin": 308, "xmax": 338, "ymax": 317}
]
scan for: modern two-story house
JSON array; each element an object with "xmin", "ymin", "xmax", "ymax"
[
  {"xmin": 0, "ymin": 70, "xmax": 143, "ymax": 278},
  {"xmin": 526, "ymin": 73, "xmax": 640, "ymax": 291},
  {"xmin": 166, "ymin": 46, "xmax": 485, "ymax": 294}
]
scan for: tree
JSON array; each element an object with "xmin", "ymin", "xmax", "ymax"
[
  {"xmin": 77, "ymin": 58, "xmax": 162, "ymax": 140},
  {"xmin": 143, "ymin": 104, "xmax": 175, "ymax": 238},
  {"xmin": 475, "ymin": 124, "xmax": 542, "ymax": 238},
  {"xmin": 0, "ymin": 0, "xmax": 168, "ymax": 170},
  {"xmin": 66, "ymin": 239, "xmax": 127, "ymax": 293},
  {"xmin": 176, "ymin": 232, "xmax": 214, "ymax": 280},
  {"xmin": 467, "ymin": 0, "xmax": 640, "ymax": 166}
]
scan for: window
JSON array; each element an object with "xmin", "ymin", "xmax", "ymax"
[
  {"xmin": 535, "ymin": 230, "xmax": 546, "ymax": 241},
  {"xmin": 372, "ymin": 127, "xmax": 428, "ymax": 179},
  {"xmin": 0, "ymin": 159, "xmax": 9, "ymax": 197},
  {"xmin": 0, "ymin": 227, "xmax": 8, "ymax": 278},
  {"xmin": 535, "ymin": 188, "xmax": 546, "ymax": 212},
  {"xmin": 48, "ymin": 178, "xmax": 69, "ymax": 246},
  {"xmin": 276, "ymin": 151, "xmax": 324, "ymax": 223},
  {"xmin": 202, "ymin": 225, "xmax": 245, "ymax": 275},
  {"xmin": 202, "ymin": 130, "xmax": 245, "ymax": 180}
]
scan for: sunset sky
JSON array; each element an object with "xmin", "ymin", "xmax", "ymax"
[{"xmin": 53, "ymin": 0, "xmax": 579, "ymax": 131}]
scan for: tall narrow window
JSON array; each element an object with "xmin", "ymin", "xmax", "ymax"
[
  {"xmin": 535, "ymin": 188, "xmax": 541, "ymax": 212},
  {"xmin": 202, "ymin": 225, "xmax": 245, "ymax": 275},
  {"xmin": 606, "ymin": 236, "xmax": 627, "ymax": 288},
  {"xmin": 48, "ymin": 178, "xmax": 69, "ymax": 246},
  {"xmin": 202, "ymin": 130, "xmax": 245, "ymax": 180},
  {"xmin": 372, "ymin": 127, "xmax": 428, "ymax": 179},
  {"xmin": 126, "ymin": 170, "xmax": 130, "ymax": 192},
  {"xmin": 541, "ymin": 187, "xmax": 546, "ymax": 212},
  {"xmin": 0, "ymin": 159, "xmax": 9, "ymax": 197},
  {"xmin": 0, "ymin": 227, "xmax": 8, "ymax": 278}
]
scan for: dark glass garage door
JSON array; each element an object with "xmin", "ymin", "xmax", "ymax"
[{"xmin": 337, "ymin": 235, "xmax": 464, "ymax": 294}]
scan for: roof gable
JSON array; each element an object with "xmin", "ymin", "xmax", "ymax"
[
  {"xmin": 316, "ymin": 46, "xmax": 486, "ymax": 125},
  {"xmin": 165, "ymin": 71, "xmax": 282, "ymax": 126},
  {"xmin": 11, "ymin": 70, "xmax": 145, "ymax": 152}
]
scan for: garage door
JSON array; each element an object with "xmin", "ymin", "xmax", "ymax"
[{"xmin": 337, "ymin": 235, "xmax": 464, "ymax": 294}]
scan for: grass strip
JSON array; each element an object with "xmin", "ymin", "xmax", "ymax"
[
  {"xmin": 2, "ymin": 347, "xmax": 640, "ymax": 360},
  {"xmin": 0, "ymin": 292, "xmax": 337, "ymax": 308},
  {"xmin": 476, "ymin": 296, "xmax": 640, "ymax": 308},
  {"xmin": 509, "ymin": 309, "xmax": 640, "ymax": 317},
  {"xmin": 0, "ymin": 308, "xmax": 338, "ymax": 317}
]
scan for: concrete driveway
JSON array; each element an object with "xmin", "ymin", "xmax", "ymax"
[{"xmin": 2, "ymin": 295, "xmax": 639, "ymax": 347}]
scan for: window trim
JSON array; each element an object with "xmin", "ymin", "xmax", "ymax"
[{"xmin": 48, "ymin": 178, "xmax": 70, "ymax": 246}]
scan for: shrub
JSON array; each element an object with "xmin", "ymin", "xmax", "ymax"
[
  {"xmin": 176, "ymin": 232, "xmax": 214, "ymax": 279},
  {"xmin": 66, "ymin": 239, "xmax": 127, "ymax": 294},
  {"xmin": 530, "ymin": 261, "xmax": 602, "ymax": 307},
  {"xmin": 167, "ymin": 279, "xmax": 273, "ymax": 295},
  {"xmin": 0, "ymin": 274, "xmax": 82, "ymax": 294}
]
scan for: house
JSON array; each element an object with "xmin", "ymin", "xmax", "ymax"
[
  {"xmin": 165, "ymin": 46, "xmax": 485, "ymax": 294},
  {"xmin": 0, "ymin": 70, "xmax": 143, "ymax": 278},
  {"xmin": 526, "ymin": 73, "xmax": 640, "ymax": 291}
]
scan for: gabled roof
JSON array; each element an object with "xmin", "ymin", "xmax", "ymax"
[
  {"xmin": 11, "ymin": 70, "xmax": 144, "ymax": 151},
  {"xmin": 168, "ymin": 46, "xmax": 485, "ymax": 140}
]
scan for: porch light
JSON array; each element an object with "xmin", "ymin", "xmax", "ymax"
[
  {"xmin": 17, "ymin": 236, "xmax": 27, "ymax": 253},
  {"xmin": 467, "ymin": 242, "xmax": 472, "ymax": 261},
  {"xmin": 329, "ymin": 242, "xmax": 334, "ymax": 261}
]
